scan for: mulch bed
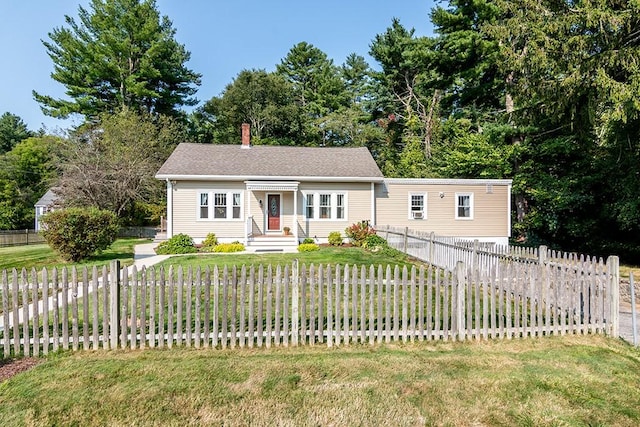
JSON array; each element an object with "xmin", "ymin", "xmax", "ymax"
[{"xmin": 0, "ymin": 357, "xmax": 42, "ymax": 383}]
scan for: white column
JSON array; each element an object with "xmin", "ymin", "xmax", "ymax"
[
  {"xmin": 293, "ymin": 189, "xmax": 298, "ymax": 241},
  {"xmin": 166, "ymin": 179, "xmax": 173, "ymax": 238}
]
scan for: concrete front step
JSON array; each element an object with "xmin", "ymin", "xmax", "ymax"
[{"xmin": 246, "ymin": 235, "xmax": 298, "ymax": 253}]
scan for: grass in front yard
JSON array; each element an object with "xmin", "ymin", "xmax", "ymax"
[
  {"xmin": 1, "ymin": 335, "xmax": 639, "ymax": 426},
  {"xmin": 155, "ymin": 245, "xmax": 420, "ymax": 271},
  {"xmin": 0, "ymin": 238, "xmax": 149, "ymax": 272}
]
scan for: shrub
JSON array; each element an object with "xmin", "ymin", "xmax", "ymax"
[
  {"xmin": 212, "ymin": 242, "xmax": 245, "ymax": 253},
  {"xmin": 302, "ymin": 237, "xmax": 315, "ymax": 244},
  {"xmin": 328, "ymin": 231, "xmax": 343, "ymax": 246},
  {"xmin": 200, "ymin": 233, "xmax": 218, "ymax": 252},
  {"xmin": 297, "ymin": 243, "xmax": 319, "ymax": 252},
  {"xmin": 344, "ymin": 221, "xmax": 376, "ymax": 246},
  {"xmin": 156, "ymin": 233, "xmax": 197, "ymax": 254},
  {"xmin": 362, "ymin": 234, "xmax": 387, "ymax": 249},
  {"xmin": 40, "ymin": 207, "xmax": 120, "ymax": 262}
]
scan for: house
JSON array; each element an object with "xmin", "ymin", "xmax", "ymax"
[
  {"xmin": 34, "ymin": 188, "xmax": 60, "ymax": 231},
  {"xmin": 156, "ymin": 124, "xmax": 512, "ymax": 250}
]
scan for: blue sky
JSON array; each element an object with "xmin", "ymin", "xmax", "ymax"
[{"xmin": 0, "ymin": 1, "xmax": 434, "ymax": 132}]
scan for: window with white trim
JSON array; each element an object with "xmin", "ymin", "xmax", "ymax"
[
  {"xmin": 200, "ymin": 193, "xmax": 209, "ymax": 219},
  {"xmin": 455, "ymin": 193, "xmax": 473, "ymax": 219},
  {"xmin": 232, "ymin": 193, "xmax": 241, "ymax": 219},
  {"xmin": 408, "ymin": 193, "xmax": 426, "ymax": 220},
  {"xmin": 336, "ymin": 194, "xmax": 345, "ymax": 219},
  {"xmin": 319, "ymin": 194, "xmax": 331, "ymax": 219},
  {"xmin": 214, "ymin": 193, "xmax": 227, "ymax": 218},
  {"xmin": 198, "ymin": 191, "xmax": 243, "ymax": 220},
  {"xmin": 305, "ymin": 194, "xmax": 314, "ymax": 218},
  {"xmin": 304, "ymin": 192, "xmax": 347, "ymax": 220}
]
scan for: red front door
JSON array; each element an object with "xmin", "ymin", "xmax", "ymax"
[{"xmin": 267, "ymin": 194, "xmax": 280, "ymax": 231}]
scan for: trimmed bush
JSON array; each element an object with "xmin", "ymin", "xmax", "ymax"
[
  {"xmin": 328, "ymin": 231, "xmax": 343, "ymax": 246},
  {"xmin": 297, "ymin": 243, "xmax": 319, "ymax": 252},
  {"xmin": 302, "ymin": 237, "xmax": 315, "ymax": 244},
  {"xmin": 344, "ymin": 221, "xmax": 376, "ymax": 246},
  {"xmin": 40, "ymin": 207, "xmax": 120, "ymax": 262},
  {"xmin": 362, "ymin": 234, "xmax": 387, "ymax": 249},
  {"xmin": 212, "ymin": 242, "xmax": 245, "ymax": 253},
  {"xmin": 156, "ymin": 233, "xmax": 197, "ymax": 254},
  {"xmin": 200, "ymin": 233, "xmax": 218, "ymax": 252}
]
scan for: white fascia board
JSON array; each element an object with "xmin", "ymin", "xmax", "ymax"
[
  {"xmin": 156, "ymin": 174, "xmax": 385, "ymax": 183},
  {"xmin": 383, "ymin": 178, "xmax": 513, "ymax": 186}
]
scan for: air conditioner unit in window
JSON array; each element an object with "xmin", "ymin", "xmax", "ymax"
[{"xmin": 412, "ymin": 211, "xmax": 424, "ymax": 219}]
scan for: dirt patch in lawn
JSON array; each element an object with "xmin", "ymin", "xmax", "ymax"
[{"xmin": 0, "ymin": 357, "xmax": 42, "ymax": 383}]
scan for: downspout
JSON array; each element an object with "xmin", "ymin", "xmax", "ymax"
[
  {"xmin": 166, "ymin": 179, "xmax": 173, "ymax": 238},
  {"xmin": 370, "ymin": 182, "xmax": 376, "ymax": 227}
]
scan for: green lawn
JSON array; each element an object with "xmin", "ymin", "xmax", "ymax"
[
  {"xmin": 1, "ymin": 335, "xmax": 639, "ymax": 426},
  {"xmin": 0, "ymin": 238, "xmax": 150, "ymax": 272},
  {"xmin": 156, "ymin": 245, "xmax": 420, "ymax": 271}
]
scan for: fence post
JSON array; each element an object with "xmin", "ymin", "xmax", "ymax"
[
  {"xmin": 538, "ymin": 246, "xmax": 548, "ymax": 264},
  {"xmin": 292, "ymin": 259, "xmax": 299, "ymax": 346},
  {"xmin": 472, "ymin": 240, "xmax": 479, "ymax": 273},
  {"xmin": 110, "ymin": 260, "xmax": 121, "ymax": 349},
  {"xmin": 607, "ymin": 255, "xmax": 619, "ymax": 338},
  {"xmin": 631, "ymin": 273, "xmax": 638, "ymax": 346},
  {"xmin": 456, "ymin": 261, "xmax": 466, "ymax": 341},
  {"xmin": 403, "ymin": 227, "xmax": 409, "ymax": 254},
  {"xmin": 429, "ymin": 232, "xmax": 435, "ymax": 265}
]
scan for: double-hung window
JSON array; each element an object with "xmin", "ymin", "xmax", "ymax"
[
  {"xmin": 336, "ymin": 194, "xmax": 345, "ymax": 219},
  {"xmin": 408, "ymin": 193, "xmax": 426, "ymax": 220},
  {"xmin": 214, "ymin": 193, "xmax": 227, "ymax": 219},
  {"xmin": 319, "ymin": 194, "xmax": 331, "ymax": 219},
  {"xmin": 304, "ymin": 192, "xmax": 347, "ymax": 220},
  {"xmin": 198, "ymin": 191, "xmax": 243, "ymax": 220},
  {"xmin": 200, "ymin": 193, "xmax": 209, "ymax": 219},
  {"xmin": 305, "ymin": 194, "xmax": 314, "ymax": 219},
  {"xmin": 455, "ymin": 193, "xmax": 473, "ymax": 220}
]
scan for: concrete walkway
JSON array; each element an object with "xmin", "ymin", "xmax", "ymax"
[{"xmin": 132, "ymin": 242, "xmax": 171, "ymax": 270}]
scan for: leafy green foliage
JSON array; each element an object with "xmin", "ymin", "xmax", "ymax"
[
  {"xmin": 297, "ymin": 243, "xmax": 319, "ymax": 252},
  {"xmin": 0, "ymin": 136, "xmax": 60, "ymax": 230},
  {"xmin": 362, "ymin": 234, "xmax": 387, "ymax": 249},
  {"xmin": 200, "ymin": 233, "xmax": 218, "ymax": 252},
  {"xmin": 212, "ymin": 242, "xmax": 245, "ymax": 253},
  {"xmin": 345, "ymin": 221, "xmax": 376, "ymax": 247},
  {"xmin": 327, "ymin": 231, "xmax": 343, "ymax": 246},
  {"xmin": 156, "ymin": 234, "xmax": 197, "ymax": 255},
  {"xmin": 302, "ymin": 237, "xmax": 315, "ymax": 244},
  {"xmin": 34, "ymin": 0, "xmax": 201, "ymax": 119},
  {"xmin": 195, "ymin": 69, "xmax": 301, "ymax": 144},
  {"xmin": 40, "ymin": 208, "xmax": 120, "ymax": 262}
]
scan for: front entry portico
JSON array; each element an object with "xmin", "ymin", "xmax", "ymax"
[{"xmin": 244, "ymin": 181, "xmax": 299, "ymax": 248}]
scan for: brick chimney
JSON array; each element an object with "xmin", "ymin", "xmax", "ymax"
[{"xmin": 241, "ymin": 123, "xmax": 250, "ymax": 149}]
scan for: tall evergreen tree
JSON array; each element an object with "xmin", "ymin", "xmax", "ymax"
[
  {"xmin": 34, "ymin": 0, "xmax": 201, "ymax": 120},
  {"xmin": 0, "ymin": 112, "xmax": 32, "ymax": 154}
]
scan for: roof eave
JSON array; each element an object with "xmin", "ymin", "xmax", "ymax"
[{"xmin": 155, "ymin": 174, "xmax": 385, "ymax": 183}]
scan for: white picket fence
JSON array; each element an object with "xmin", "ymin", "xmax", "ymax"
[{"xmin": 0, "ymin": 255, "xmax": 619, "ymax": 357}]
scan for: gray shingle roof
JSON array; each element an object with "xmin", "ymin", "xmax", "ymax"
[
  {"xmin": 156, "ymin": 143, "xmax": 384, "ymax": 180},
  {"xmin": 35, "ymin": 189, "xmax": 59, "ymax": 207}
]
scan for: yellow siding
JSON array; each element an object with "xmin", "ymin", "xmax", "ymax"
[
  {"xmin": 296, "ymin": 182, "xmax": 372, "ymax": 239},
  {"xmin": 376, "ymin": 182, "xmax": 509, "ymax": 238},
  {"xmin": 172, "ymin": 181, "xmax": 245, "ymax": 240},
  {"xmin": 169, "ymin": 179, "xmax": 509, "ymax": 242}
]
